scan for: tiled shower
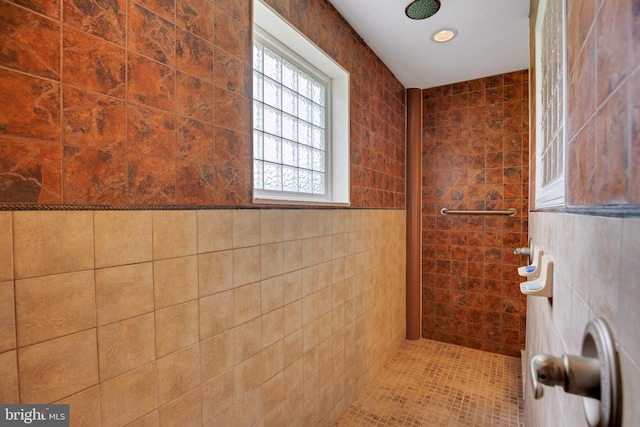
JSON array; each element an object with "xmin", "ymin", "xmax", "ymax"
[{"xmin": 1, "ymin": 0, "xmax": 639, "ymax": 426}]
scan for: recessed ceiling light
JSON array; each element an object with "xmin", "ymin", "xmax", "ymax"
[{"xmin": 432, "ymin": 28, "xmax": 458, "ymax": 43}]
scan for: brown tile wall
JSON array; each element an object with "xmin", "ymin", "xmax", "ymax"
[
  {"xmin": 0, "ymin": 0, "xmax": 405, "ymax": 208},
  {"xmin": 420, "ymin": 71, "xmax": 529, "ymax": 357},
  {"xmin": 563, "ymin": 0, "xmax": 639, "ymax": 206},
  {"xmin": 0, "ymin": 209, "xmax": 406, "ymax": 426}
]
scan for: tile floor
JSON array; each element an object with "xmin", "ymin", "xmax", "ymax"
[{"xmin": 335, "ymin": 339, "xmax": 524, "ymax": 426}]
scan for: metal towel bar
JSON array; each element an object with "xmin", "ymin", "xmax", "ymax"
[{"xmin": 440, "ymin": 207, "xmax": 517, "ymax": 217}]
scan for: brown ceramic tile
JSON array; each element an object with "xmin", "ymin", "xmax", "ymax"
[
  {"xmin": 8, "ymin": 0, "xmax": 60, "ymax": 18},
  {"xmin": 213, "ymin": 7, "xmax": 248, "ymax": 61},
  {"xmin": 176, "ymin": 72, "xmax": 214, "ymax": 122},
  {"xmin": 13, "ymin": 211, "xmax": 93, "ymax": 279},
  {"xmin": 100, "ymin": 363, "xmax": 157, "ymax": 427},
  {"xmin": 596, "ymin": 0, "xmax": 632, "ymax": 105},
  {"xmin": 0, "ymin": 350, "xmax": 19, "ymax": 403},
  {"xmin": 127, "ymin": 153, "xmax": 177, "ymax": 204},
  {"xmin": 214, "ymin": 47, "xmax": 245, "ymax": 95},
  {"xmin": 215, "ymin": 0, "xmax": 250, "ymax": 25},
  {"xmin": 0, "ymin": 136, "xmax": 62, "ymax": 203},
  {"xmin": 127, "ymin": 104, "xmax": 176, "ymax": 158},
  {"xmin": 98, "ymin": 313, "xmax": 156, "ymax": 381},
  {"xmin": 63, "ymin": 27, "xmax": 126, "ymax": 98},
  {"xmin": 134, "ymin": 0, "xmax": 174, "ymax": 21},
  {"xmin": 63, "ymin": 86, "xmax": 126, "ymax": 151},
  {"xmin": 127, "ymin": 53, "xmax": 175, "ymax": 111},
  {"xmin": 176, "ymin": 116, "xmax": 215, "ymax": 163},
  {"xmin": 175, "ymin": 28, "xmax": 214, "ymax": 81},
  {"xmin": 177, "ymin": 0, "xmax": 214, "ymax": 42},
  {"xmin": 0, "ymin": 2, "xmax": 60, "ymax": 79},
  {"xmin": 15, "ymin": 271, "xmax": 96, "ymax": 347},
  {"xmin": 596, "ymin": 87, "xmax": 630, "ymax": 204},
  {"xmin": 95, "ymin": 263, "xmax": 154, "ymax": 325},
  {"xmin": 63, "ymin": 0, "xmax": 126, "ymax": 45},
  {"xmin": 18, "ymin": 330, "xmax": 99, "ymax": 403},
  {"xmin": 175, "ymin": 160, "xmax": 217, "ymax": 204},
  {"xmin": 128, "ymin": 2, "xmax": 175, "ymax": 65},
  {"xmin": 157, "ymin": 345, "xmax": 201, "ymax": 405},
  {"xmin": 63, "ymin": 146, "xmax": 127, "ymax": 204},
  {"xmin": 155, "ymin": 300, "xmax": 199, "ymax": 358},
  {"xmin": 0, "ymin": 69, "xmax": 60, "ymax": 141},
  {"xmin": 126, "ymin": 410, "xmax": 159, "ymax": 427}
]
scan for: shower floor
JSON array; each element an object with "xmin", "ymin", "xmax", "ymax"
[{"xmin": 335, "ymin": 339, "xmax": 524, "ymax": 426}]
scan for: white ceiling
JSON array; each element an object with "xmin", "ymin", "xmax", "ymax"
[{"xmin": 327, "ymin": 0, "xmax": 531, "ymax": 89}]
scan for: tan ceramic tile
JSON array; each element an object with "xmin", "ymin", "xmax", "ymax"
[
  {"xmin": 302, "ymin": 210, "xmax": 320, "ymax": 239},
  {"xmin": 158, "ymin": 386, "xmax": 201, "ymax": 427},
  {"xmin": 261, "ymin": 242, "xmax": 283, "ymax": 280},
  {"xmin": 234, "ymin": 352, "xmax": 264, "ymax": 399},
  {"xmin": 262, "ymin": 340, "xmax": 284, "ymax": 381},
  {"xmin": 283, "ymin": 270, "xmax": 302, "ymax": 304},
  {"xmin": 153, "ymin": 255, "xmax": 198, "ymax": 309},
  {"xmin": 283, "ymin": 240, "xmax": 302, "ymax": 273},
  {"xmin": 262, "ymin": 371, "xmax": 284, "ymax": 414},
  {"xmin": 232, "ymin": 246, "xmax": 261, "ymax": 287},
  {"xmin": 282, "ymin": 210, "xmax": 303, "ymax": 241},
  {"xmin": 200, "ymin": 329, "xmax": 235, "ymax": 382},
  {"xmin": 19, "ymin": 330, "xmax": 99, "ymax": 403},
  {"xmin": 100, "ymin": 363, "xmax": 157, "ymax": 427},
  {"xmin": 197, "ymin": 250, "xmax": 233, "ymax": 297},
  {"xmin": 155, "ymin": 300, "xmax": 199, "ymax": 358},
  {"xmin": 232, "ymin": 210, "xmax": 260, "ymax": 248},
  {"xmin": 0, "ymin": 281, "xmax": 16, "ymax": 352},
  {"xmin": 13, "ymin": 211, "xmax": 94, "ymax": 279},
  {"xmin": 197, "ymin": 210, "xmax": 233, "ymax": 253},
  {"xmin": 284, "ymin": 329, "xmax": 303, "ymax": 367},
  {"xmin": 205, "ymin": 402, "xmax": 235, "ymax": 427},
  {"xmin": 94, "ymin": 211, "xmax": 152, "ymax": 268},
  {"xmin": 233, "ymin": 282, "xmax": 261, "ymax": 325},
  {"xmin": 95, "ymin": 263, "xmax": 154, "ymax": 326},
  {"xmin": 15, "ymin": 271, "xmax": 95, "ymax": 347},
  {"xmin": 152, "ymin": 211, "xmax": 197, "ymax": 260},
  {"xmin": 199, "ymin": 290, "xmax": 234, "ymax": 340},
  {"xmin": 157, "ymin": 345, "xmax": 201, "ymax": 405},
  {"xmin": 56, "ymin": 386, "xmax": 101, "ymax": 427},
  {"xmin": 98, "ymin": 313, "xmax": 155, "ymax": 381},
  {"xmin": 234, "ymin": 317, "xmax": 262, "ymax": 363},
  {"xmin": 126, "ymin": 410, "xmax": 159, "ymax": 427},
  {"xmin": 261, "ymin": 275, "xmax": 283, "ymax": 314},
  {"xmin": 260, "ymin": 210, "xmax": 283, "ymax": 244},
  {"xmin": 264, "ymin": 401, "xmax": 286, "ymax": 427},
  {"xmin": 201, "ymin": 370, "xmax": 235, "ymax": 422},
  {"xmin": 262, "ymin": 308, "xmax": 284, "ymax": 349},
  {"xmin": 283, "ymin": 300, "xmax": 303, "ymax": 337},
  {"xmin": 318, "ymin": 211, "xmax": 333, "ymax": 237},
  {"xmin": 0, "ymin": 350, "xmax": 19, "ymax": 403},
  {"xmin": 0, "ymin": 212, "xmax": 12, "ymax": 281}
]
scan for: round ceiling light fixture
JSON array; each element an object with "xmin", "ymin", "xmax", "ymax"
[
  {"xmin": 432, "ymin": 28, "xmax": 458, "ymax": 43},
  {"xmin": 405, "ymin": 0, "xmax": 441, "ymax": 20}
]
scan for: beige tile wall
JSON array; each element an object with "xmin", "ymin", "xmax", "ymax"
[
  {"xmin": 0, "ymin": 208, "xmax": 406, "ymax": 427},
  {"xmin": 525, "ymin": 212, "xmax": 640, "ymax": 426}
]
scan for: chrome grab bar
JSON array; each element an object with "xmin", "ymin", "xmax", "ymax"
[{"xmin": 440, "ymin": 207, "xmax": 517, "ymax": 217}]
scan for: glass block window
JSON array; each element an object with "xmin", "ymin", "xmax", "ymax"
[
  {"xmin": 534, "ymin": 0, "xmax": 566, "ymax": 207},
  {"xmin": 253, "ymin": 40, "xmax": 328, "ymax": 196},
  {"xmin": 252, "ymin": 0, "xmax": 350, "ymax": 206}
]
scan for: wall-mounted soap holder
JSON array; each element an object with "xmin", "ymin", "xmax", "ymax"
[
  {"xmin": 519, "ymin": 255, "xmax": 552, "ymax": 297},
  {"xmin": 518, "ymin": 245, "xmax": 543, "ymax": 278},
  {"xmin": 530, "ymin": 317, "xmax": 621, "ymax": 427}
]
